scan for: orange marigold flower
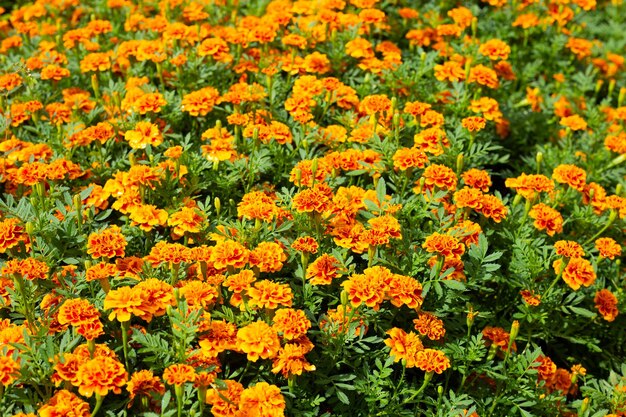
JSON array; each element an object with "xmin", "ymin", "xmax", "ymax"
[
  {"xmin": 468, "ymin": 65, "xmax": 499, "ymax": 89},
  {"xmin": 238, "ymin": 191, "xmax": 280, "ymax": 222},
  {"xmin": 206, "ymin": 379, "xmax": 244, "ymax": 417},
  {"xmin": 413, "ymin": 312, "xmax": 446, "ymax": 341},
  {"xmin": 181, "ymin": 87, "xmax": 220, "ymax": 116},
  {"xmin": 482, "ymin": 326, "xmax": 515, "ymax": 352},
  {"xmin": 422, "ymin": 233, "xmax": 465, "ymax": 259},
  {"xmin": 535, "ymin": 355, "xmax": 557, "ymax": 382},
  {"xmin": 291, "ymin": 236, "xmax": 318, "ymax": 254},
  {"xmin": 79, "ymin": 52, "xmax": 111, "ymax": 72},
  {"xmin": 422, "ymin": 164, "xmax": 458, "ymax": 192},
  {"xmin": 0, "ymin": 356, "xmax": 20, "ymax": 386},
  {"xmin": 75, "ymin": 356, "xmax": 127, "ymax": 397},
  {"xmin": 560, "ymin": 115, "xmax": 587, "ymax": 131},
  {"xmin": 57, "ymin": 298, "xmax": 101, "ymax": 329},
  {"xmin": 392, "ymin": 147, "xmax": 428, "ymax": 171},
  {"xmin": 87, "ymin": 225, "xmax": 127, "ymax": 259},
  {"xmin": 163, "ymin": 364, "xmax": 196, "ymax": 386},
  {"xmin": 249, "ymin": 242, "xmax": 287, "ymax": 273},
  {"xmin": 434, "ymin": 60, "xmax": 466, "ymax": 83},
  {"xmin": 306, "ymin": 254, "xmax": 342, "ymax": 285},
  {"xmin": 211, "ymin": 239, "xmax": 249, "ymax": 270},
  {"xmin": 134, "ymin": 92, "xmax": 167, "ymax": 114},
  {"xmin": 39, "ymin": 390, "xmax": 91, "ymax": 417},
  {"xmin": 124, "ymin": 121, "xmax": 163, "ymax": 149},
  {"xmin": 513, "ymin": 13, "xmax": 540, "ymax": 29},
  {"xmin": 387, "ymin": 273, "xmax": 423, "ymax": 309},
  {"xmin": 0, "ymin": 73, "xmax": 22, "ymax": 91},
  {"xmin": 40, "ymin": 65, "xmax": 70, "ymax": 81},
  {"xmin": 271, "ymin": 341, "xmax": 315, "ymax": 378},
  {"xmin": 128, "ymin": 204, "xmax": 168, "ymax": 232},
  {"xmin": 552, "ymin": 164, "xmax": 586, "ymax": 191},
  {"xmin": 292, "ymin": 183, "xmax": 333, "ymax": 213},
  {"xmin": 413, "ymin": 127, "xmax": 450, "ymax": 155},
  {"xmin": 199, "ymin": 320, "xmax": 238, "ymax": 357},
  {"xmin": 127, "ymin": 370, "xmax": 165, "ymax": 404},
  {"xmin": 360, "ymin": 94, "xmax": 392, "ymax": 116},
  {"xmin": 462, "ymin": 168, "xmax": 492, "ymax": 192},
  {"xmin": 561, "ymin": 257, "xmax": 596, "ymax": 290},
  {"xmin": 520, "ymin": 290, "xmax": 541, "ymax": 306},
  {"xmin": 415, "ymin": 349, "xmax": 450, "ymax": 374},
  {"xmin": 247, "ymin": 280, "xmax": 293, "ymax": 310},
  {"xmin": 479, "ymin": 39, "xmax": 511, "ymax": 60},
  {"xmin": 168, "ymin": 207, "xmax": 206, "ymax": 237},
  {"xmin": 529, "ymin": 203, "xmax": 563, "ymax": 236},
  {"xmin": 342, "ymin": 271, "xmax": 386, "ymax": 310},
  {"xmin": 505, "ymin": 173, "xmax": 554, "ymax": 199},
  {"xmin": 103, "ymin": 286, "xmax": 144, "ymax": 322},
  {"xmin": 554, "ymin": 240, "xmax": 585, "ymax": 258},
  {"xmin": 238, "ymin": 382, "xmax": 286, "ymax": 417},
  {"xmin": 461, "ymin": 116, "xmax": 487, "ymax": 132},
  {"xmin": 385, "ymin": 327, "xmax": 424, "ymax": 368},
  {"xmin": 273, "ymin": 308, "xmax": 311, "ymax": 340},
  {"xmin": 594, "ymin": 289, "xmax": 619, "ymax": 322},
  {"xmin": 179, "ymin": 281, "xmax": 219, "ymax": 310},
  {"xmin": 595, "ymin": 237, "xmax": 621, "ymax": 260},
  {"xmin": 236, "ymin": 320, "xmax": 281, "ymax": 362},
  {"xmin": 0, "ymin": 218, "xmax": 27, "ymax": 253}
]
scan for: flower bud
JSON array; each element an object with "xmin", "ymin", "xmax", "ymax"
[
  {"xmin": 340, "ymin": 290, "xmax": 349, "ymax": 307},
  {"xmin": 214, "ymin": 197, "xmax": 221, "ymax": 216},
  {"xmin": 456, "ymin": 153, "xmax": 464, "ymax": 176}
]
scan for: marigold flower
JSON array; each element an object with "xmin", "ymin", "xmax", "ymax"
[
  {"xmin": 273, "ymin": 308, "xmax": 311, "ymax": 340},
  {"xmin": 595, "ymin": 237, "xmax": 621, "ymax": 260},
  {"xmin": 163, "ymin": 364, "xmax": 197, "ymax": 386},
  {"xmin": 128, "ymin": 204, "xmax": 168, "ymax": 232},
  {"xmin": 461, "ymin": 116, "xmax": 487, "ymax": 132},
  {"xmin": 181, "ymin": 87, "xmax": 220, "ymax": 116},
  {"xmin": 199, "ymin": 320, "xmax": 238, "ymax": 357},
  {"xmin": 127, "ymin": 370, "xmax": 165, "ymax": 404},
  {"xmin": 236, "ymin": 320, "xmax": 281, "ymax": 362},
  {"xmin": 0, "ymin": 356, "xmax": 20, "ymax": 386},
  {"xmin": 505, "ymin": 173, "xmax": 554, "ymax": 199},
  {"xmin": 552, "ymin": 164, "xmax": 586, "ymax": 191},
  {"xmin": 0, "ymin": 218, "xmax": 27, "ymax": 253},
  {"xmin": 306, "ymin": 254, "xmax": 342, "ymax": 285},
  {"xmin": 124, "ymin": 121, "xmax": 163, "ymax": 149},
  {"xmin": 422, "ymin": 164, "xmax": 458, "ymax": 192},
  {"xmin": 594, "ymin": 289, "xmax": 619, "ymax": 322},
  {"xmin": 87, "ymin": 225, "xmax": 127, "ymax": 259},
  {"xmin": 247, "ymin": 280, "xmax": 293, "ymax": 310},
  {"xmin": 79, "ymin": 52, "xmax": 111, "ymax": 72},
  {"xmin": 468, "ymin": 65, "xmax": 499, "ymax": 89},
  {"xmin": 520, "ymin": 290, "xmax": 541, "ymax": 306},
  {"xmin": 271, "ymin": 342, "xmax": 315, "ymax": 378},
  {"xmin": 423, "ymin": 233, "xmax": 465, "ymax": 259},
  {"xmin": 554, "ymin": 240, "xmax": 585, "ymax": 258},
  {"xmin": 560, "ymin": 115, "xmax": 587, "ymax": 131},
  {"xmin": 392, "ymin": 147, "xmax": 428, "ymax": 171},
  {"xmin": 415, "ymin": 349, "xmax": 450, "ymax": 374},
  {"xmin": 39, "ymin": 390, "xmax": 91, "ymax": 417},
  {"xmin": 103, "ymin": 286, "xmax": 144, "ymax": 322},
  {"xmin": 387, "ymin": 273, "xmax": 423, "ymax": 309},
  {"xmin": 206, "ymin": 379, "xmax": 243, "ymax": 416},
  {"xmin": 413, "ymin": 312, "xmax": 446, "ymax": 341},
  {"xmin": 482, "ymin": 326, "xmax": 516, "ymax": 352},
  {"xmin": 238, "ymin": 191, "xmax": 280, "ymax": 222},
  {"xmin": 239, "ymin": 382, "xmax": 286, "ymax": 417},
  {"xmin": 75, "ymin": 356, "xmax": 128, "ymax": 397},
  {"xmin": 210, "ymin": 239, "xmax": 250, "ymax": 270},
  {"xmin": 528, "ymin": 203, "xmax": 563, "ymax": 236},
  {"xmin": 535, "ymin": 355, "xmax": 557, "ymax": 382},
  {"xmin": 342, "ymin": 272, "xmax": 386, "ymax": 310},
  {"xmin": 479, "ymin": 39, "xmax": 511, "ymax": 60},
  {"xmin": 385, "ymin": 327, "xmax": 424, "ymax": 368},
  {"xmin": 179, "ymin": 280, "xmax": 219, "ymax": 310},
  {"xmin": 561, "ymin": 257, "xmax": 596, "ymax": 290},
  {"xmin": 360, "ymin": 94, "xmax": 392, "ymax": 116},
  {"xmin": 434, "ymin": 60, "xmax": 466, "ymax": 83},
  {"xmin": 249, "ymin": 242, "xmax": 287, "ymax": 273},
  {"xmin": 291, "ymin": 236, "xmax": 318, "ymax": 254},
  {"xmin": 168, "ymin": 206, "xmax": 206, "ymax": 237}
]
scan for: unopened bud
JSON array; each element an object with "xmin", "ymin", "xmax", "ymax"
[
  {"xmin": 616, "ymin": 183, "xmax": 623, "ymax": 196},
  {"xmin": 214, "ymin": 197, "xmax": 221, "ymax": 216},
  {"xmin": 391, "ymin": 97, "xmax": 397, "ymax": 113},
  {"xmin": 340, "ymin": 290, "xmax": 349, "ymax": 307},
  {"xmin": 456, "ymin": 153, "xmax": 464, "ymax": 176},
  {"xmin": 579, "ymin": 397, "xmax": 590, "ymax": 415},
  {"xmin": 619, "ymin": 87, "xmax": 626, "ymax": 107},
  {"xmin": 509, "ymin": 320, "xmax": 520, "ymax": 346},
  {"xmin": 25, "ymin": 221, "xmax": 34, "ymax": 236},
  {"xmin": 608, "ymin": 79, "xmax": 616, "ymax": 97},
  {"xmin": 594, "ymin": 79, "xmax": 604, "ymax": 94},
  {"xmin": 536, "ymin": 152, "xmax": 543, "ymax": 173}
]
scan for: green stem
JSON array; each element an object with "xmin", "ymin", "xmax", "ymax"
[
  {"xmin": 92, "ymin": 394, "xmax": 104, "ymax": 417},
  {"xmin": 583, "ymin": 210, "xmax": 617, "ymax": 246},
  {"xmin": 175, "ymin": 385, "xmax": 184, "ymax": 417},
  {"xmin": 121, "ymin": 321, "xmax": 130, "ymax": 371}
]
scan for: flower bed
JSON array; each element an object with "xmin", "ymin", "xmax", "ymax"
[{"xmin": 0, "ymin": 0, "xmax": 625, "ymax": 416}]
